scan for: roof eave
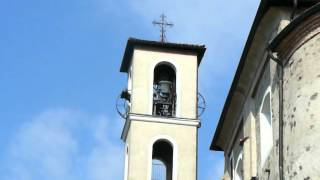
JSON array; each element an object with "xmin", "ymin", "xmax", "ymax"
[
  {"xmin": 210, "ymin": 0, "xmax": 269, "ymax": 151},
  {"xmin": 120, "ymin": 38, "xmax": 206, "ymax": 73}
]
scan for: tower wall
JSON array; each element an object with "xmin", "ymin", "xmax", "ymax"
[
  {"xmin": 130, "ymin": 48, "xmax": 198, "ymax": 119},
  {"xmin": 126, "ymin": 120, "xmax": 197, "ymax": 180}
]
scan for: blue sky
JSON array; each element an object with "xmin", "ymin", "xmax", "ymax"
[{"xmin": 0, "ymin": 0, "xmax": 260, "ymax": 179}]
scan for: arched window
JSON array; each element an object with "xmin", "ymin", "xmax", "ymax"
[
  {"xmin": 259, "ymin": 88, "xmax": 273, "ymax": 166},
  {"xmin": 153, "ymin": 63, "xmax": 176, "ymax": 117},
  {"xmin": 151, "ymin": 140, "xmax": 173, "ymax": 180}
]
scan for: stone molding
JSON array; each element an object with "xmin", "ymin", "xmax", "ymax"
[{"xmin": 121, "ymin": 113, "xmax": 200, "ymax": 141}]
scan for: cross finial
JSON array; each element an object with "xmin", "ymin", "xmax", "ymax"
[{"xmin": 152, "ymin": 14, "xmax": 174, "ymax": 42}]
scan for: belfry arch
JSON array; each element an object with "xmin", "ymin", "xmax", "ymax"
[
  {"xmin": 152, "ymin": 140, "xmax": 174, "ymax": 180},
  {"xmin": 153, "ymin": 63, "xmax": 176, "ymax": 117}
]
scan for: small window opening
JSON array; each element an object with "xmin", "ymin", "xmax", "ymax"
[
  {"xmin": 151, "ymin": 140, "xmax": 173, "ymax": 180},
  {"xmin": 153, "ymin": 64, "xmax": 176, "ymax": 117}
]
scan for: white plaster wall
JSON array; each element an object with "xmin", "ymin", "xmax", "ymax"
[
  {"xmin": 126, "ymin": 120, "xmax": 197, "ymax": 180},
  {"xmin": 123, "ymin": 47, "xmax": 199, "ymax": 180},
  {"xmin": 130, "ymin": 48, "xmax": 198, "ymax": 119}
]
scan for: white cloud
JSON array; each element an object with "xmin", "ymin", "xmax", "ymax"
[{"xmin": 2, "ymin": 108, "xmax": 124, "ymax": 180}]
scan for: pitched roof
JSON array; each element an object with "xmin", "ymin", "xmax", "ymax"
[{"xmin": 120, "ymin": 38, "xmax": 206, "ymax": 72}]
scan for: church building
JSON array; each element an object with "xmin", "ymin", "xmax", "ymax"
[{"xmin": 210, "ymin": 0, "xmax": 320, "ymax": 180}]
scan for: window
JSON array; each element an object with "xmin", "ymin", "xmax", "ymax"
[
  {"xmin": 259, "ymin": 87, "xmax": 273, "ymax": 166},
  {"xmin": 153, "ymin": 64, "xmax": 176, "ymax": 117},
  {"xmin": 151, "ymin": 140, "xmax": 173, "ymax": 180}
]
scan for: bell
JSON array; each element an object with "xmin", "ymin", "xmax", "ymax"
[{"xmin": 159, "ymin": 80, "xmax": 172, "ymax": 94}]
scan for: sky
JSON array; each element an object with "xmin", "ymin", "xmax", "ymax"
[{"xmin": 0, "ymin": 0, "xmax": 260, "ymax": 179}]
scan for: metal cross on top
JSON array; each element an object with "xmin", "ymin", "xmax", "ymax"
[{"xmin": 152, "ymin": 14, "xmax": 174, "ymax": 42}]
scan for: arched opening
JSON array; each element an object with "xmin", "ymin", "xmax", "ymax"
[
  {"xmin": 259, "ymin": 89, "xmax": 273, "ymax": 166},
  {"xmin": 151, "ymin": 140, "xmax": 173, "ymax": 180},
  {"xmin": 153, "ymin": 63, "xmax": 176, "ymax": 117}
]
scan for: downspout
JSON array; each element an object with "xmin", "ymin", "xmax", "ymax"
[
  {"xmin": 291, "ymin": 0, "xmax": 298, "ymax": 21},
  {"xmin": 267, "ymin": 50, "xmax": 284, "ymax": 180}
]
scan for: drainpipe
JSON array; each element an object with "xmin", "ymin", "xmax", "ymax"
[
  {"xmin": 267, "ymin": 50, "xmax": 284, "ymax": 180},
  {"xmin": 291, "ymin": 0, "xmax": 298, "ymax": 21}
]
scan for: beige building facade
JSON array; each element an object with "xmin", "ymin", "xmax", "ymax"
[
  {"xmin": 210, "ymin": 1, "xmax": 320, "ymax": 180},
  {"xmin": 119, "ymin": 39, "xmax": 205, "ymax": 180}
]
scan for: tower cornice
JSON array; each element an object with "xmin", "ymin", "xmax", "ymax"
[
  {"xmin": 121, "ymin": 113, "xmax": 200, "ymax": 141},
  {"xmin": 120, "ymin": 38, "xmax": 206, "ymax": 73}
]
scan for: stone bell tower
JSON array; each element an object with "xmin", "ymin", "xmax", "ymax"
[{"xmin": 118, "ymin": 38, "xmax": 205, "ymax": 180}]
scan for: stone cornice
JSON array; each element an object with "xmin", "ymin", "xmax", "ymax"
[{"xmin": 121, "ymin": 113, "xmax": 200, "ymax": 141}]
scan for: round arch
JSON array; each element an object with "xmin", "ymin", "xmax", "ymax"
[
  {"xmin": 154, "ymin": 61, "xmax": 177, "ymax": 73},
  {"xmin": 147, "ymin": 135, "xmax": 178, "ymax": 180},
  {"xmin": 149, "ymin": 60, "xmax": 181, "ymax": 117}
]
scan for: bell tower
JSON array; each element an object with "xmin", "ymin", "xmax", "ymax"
[{"xmin": 118, "ymin": 38, "xmax": 205, "ymax": 180}]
